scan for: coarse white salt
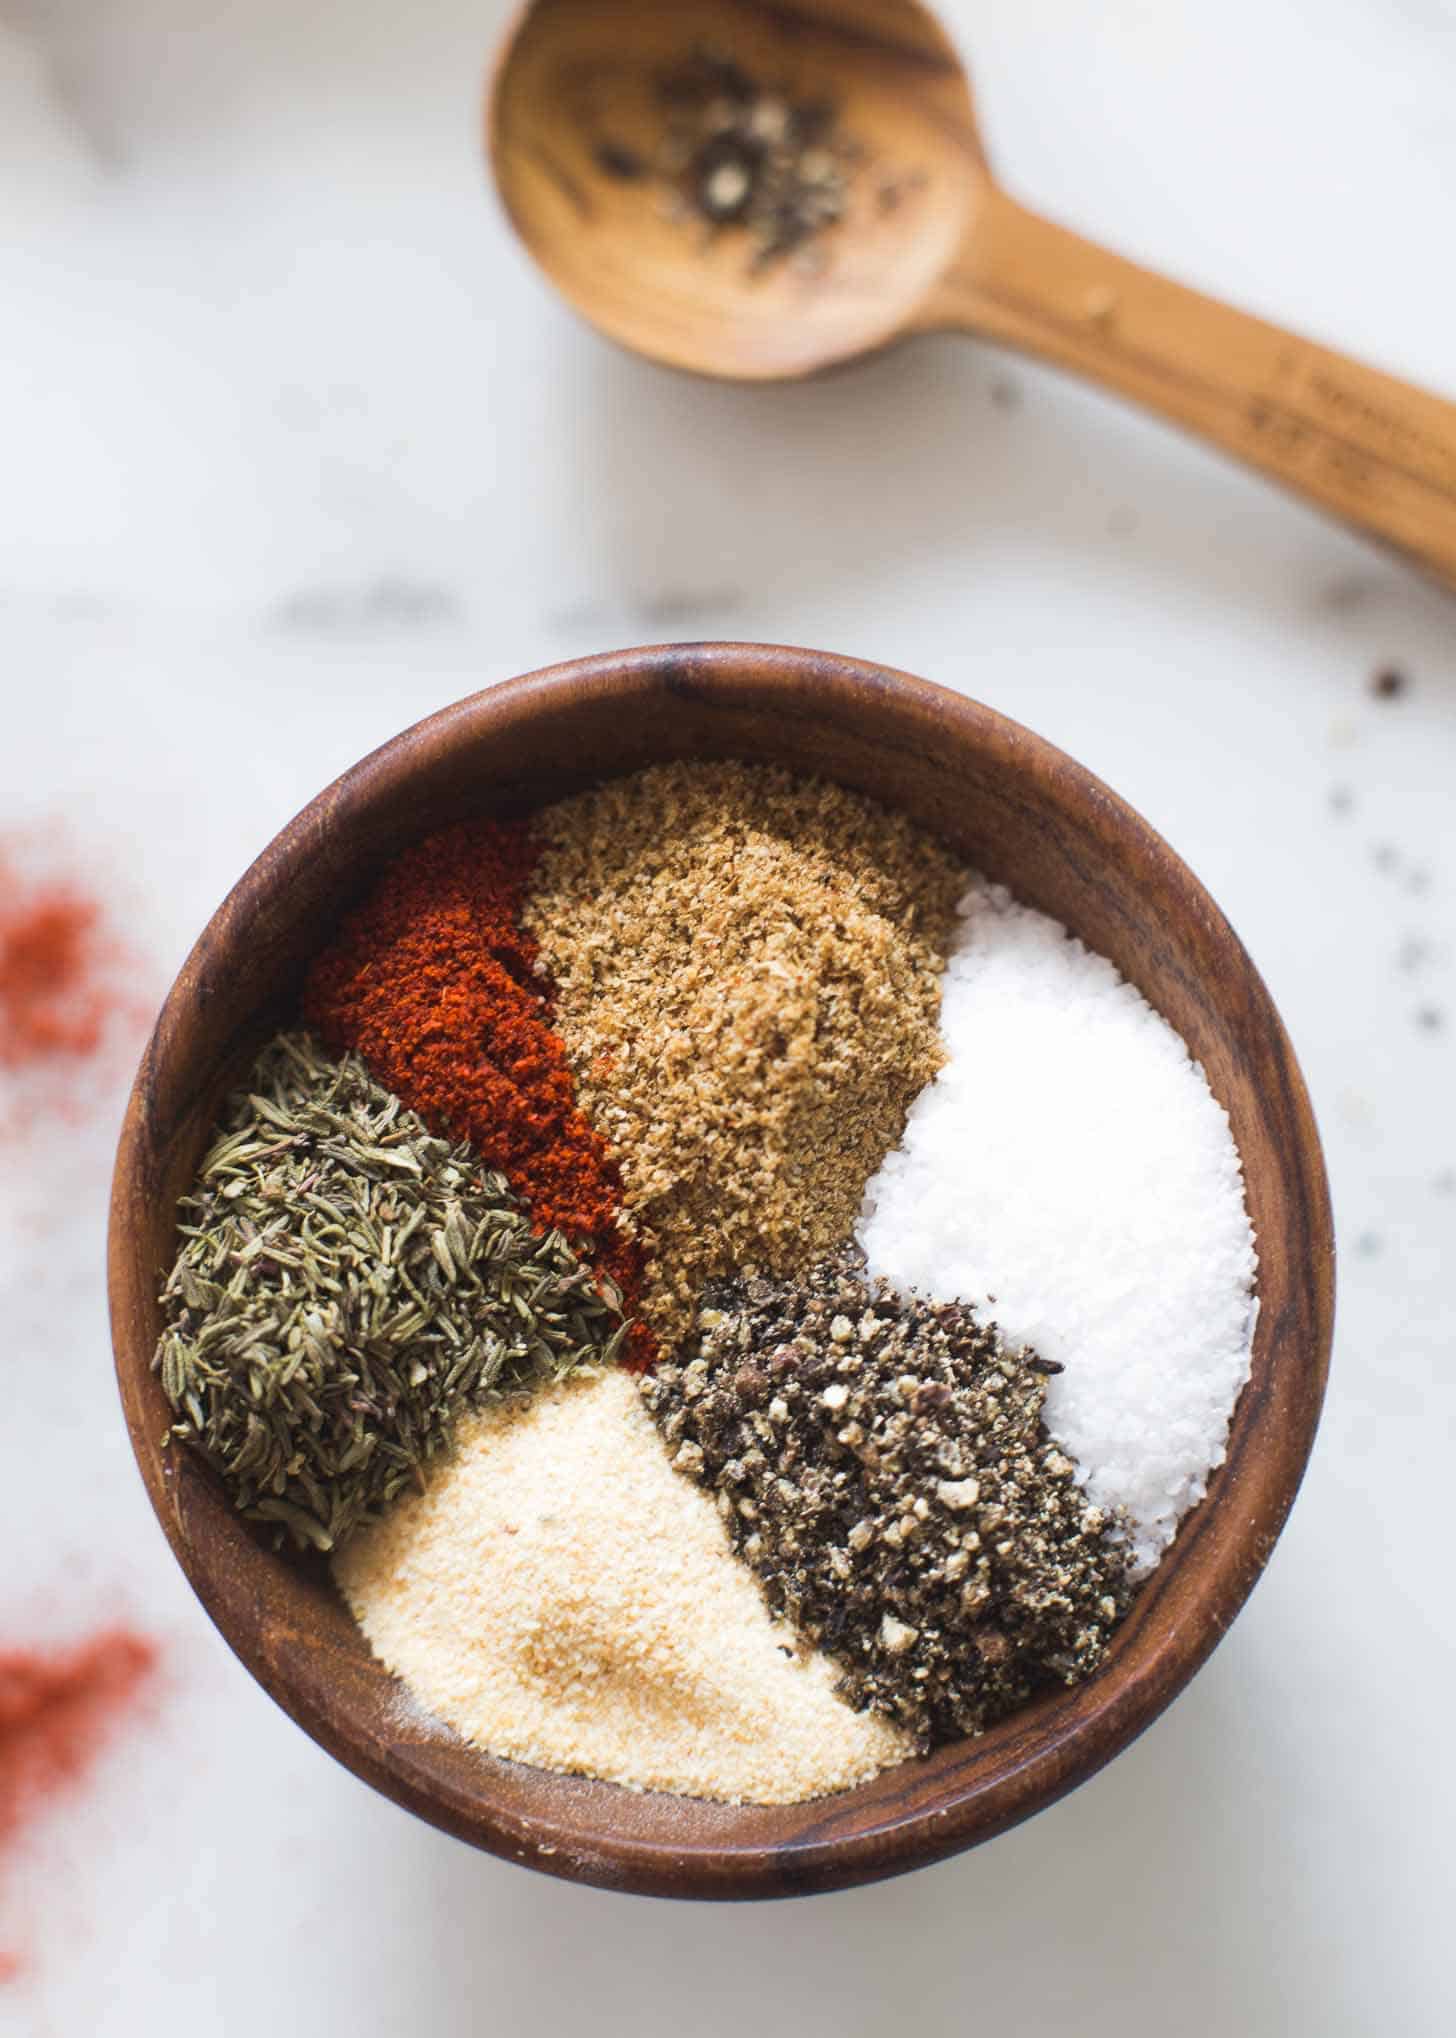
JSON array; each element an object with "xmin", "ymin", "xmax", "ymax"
[
  {"xmin": 857, "ymin": 879, "xmax": 1258, "ymax": 1573},
  {"xmin": 337, "ymin": 1367, "xmax": 911, "ymax": 1803}
]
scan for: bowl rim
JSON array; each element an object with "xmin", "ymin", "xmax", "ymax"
[{"xmin": 109, "ymin": 642, "xmax": 1334, "ymax": 1898}]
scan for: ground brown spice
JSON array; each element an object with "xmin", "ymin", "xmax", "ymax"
[{"xmin": 524, "ymin": 765, "xmax": 963, "ymax": 1347}]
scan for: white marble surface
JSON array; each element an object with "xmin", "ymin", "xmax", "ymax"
[{"xmin": 2, "ymin": 1, "xmax": 1454, "ymax": 2031}]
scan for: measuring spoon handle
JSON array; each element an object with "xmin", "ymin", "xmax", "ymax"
[{"xmin": 926, "ymin": 187, "xmax": 1456, "ymax": 588}]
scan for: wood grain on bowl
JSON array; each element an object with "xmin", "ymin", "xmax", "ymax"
[{"xmin": 109, "ymin": 645, "xmax": 1334, "ymax": 1899}]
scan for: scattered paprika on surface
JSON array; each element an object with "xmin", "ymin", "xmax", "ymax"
[
  {"xmin": 0, "ymin": 855, "xmax": 108, "ymax": 1070},
  {"xmin": 0, "ymin": 1628, "xmax": 158, "ymax": 1982},
  {"xmin": 303, "ymin": 819, "xmax": 651, "ymax": 1359}
]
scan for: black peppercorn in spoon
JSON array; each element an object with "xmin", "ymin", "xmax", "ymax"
[{"xmin": 489, "ymin": 0, "xmax": 1456, "ymax": 587}]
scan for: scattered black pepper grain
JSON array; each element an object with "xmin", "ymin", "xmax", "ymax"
[
  {"xmin": 1320, "ymin": 575, "xmax": 1378, "ymax": 615},
  {"xmin": 642, "ymin": 1249, "xmax": 1133, "ymax": 1749},
  {"xmin": 876, "ymin": 168, "xmax": 927, "ymax": 213},
  {"xmin": 1371, "ymin": 666, "xmax": 1408, "ymax": 700},
  {"xmin": 1416, "ymin": 1005, "xmax": 1445, "ymax": 1032},
  {"xmin": 595, "ymin": 139, "xmax": 647, "ymax": 182},
  {"xmin": 653, "ymin": 47, "xmax": 862, "ymax": 268}
]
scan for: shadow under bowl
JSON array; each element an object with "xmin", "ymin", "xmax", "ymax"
[{"xmin": 108, "ymin": 643, "xmax": 1333, "ymax": 1900}]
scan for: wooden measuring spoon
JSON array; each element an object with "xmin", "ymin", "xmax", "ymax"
[{"xmin": 490, "ymin": 0, "xmax": 1456, "ymax": 586}]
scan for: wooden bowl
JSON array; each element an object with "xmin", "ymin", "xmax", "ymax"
[{"xmin": 109, "ymin": 645, "xmax": 1333, "ymax": 1900}]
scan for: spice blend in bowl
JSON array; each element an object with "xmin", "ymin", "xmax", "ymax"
[
  {"xmin": 111, "ymin": 648, "xmax": 1331, "ymax": 1895},
  {"xmin": 145, "ymin": 755, "xmax": 1252, "ymax": 1800}
]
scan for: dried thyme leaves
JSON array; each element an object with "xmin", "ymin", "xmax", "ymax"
[
  {"xmin": 153, "ymin": 1032, "xmax": 625, "ymax": 1552},
  {"xmin": 641, "ymin": 1251, "xmax": 1133, "ymax": 1747}
]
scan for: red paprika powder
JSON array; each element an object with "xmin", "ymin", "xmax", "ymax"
[
  {"xmin": 0, "ymin": 857, "xmax": 108, "ymax": 1070},
  {"xmin": 0, "ymin": 1628, "xmax": 157, "ymax": 1981},
  {"xmin": 304, "ymin": 819, "xmax": 651, "ymax": 1359}
]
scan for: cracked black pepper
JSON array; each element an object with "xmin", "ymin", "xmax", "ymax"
[{"xmin": 640, "ymin": 1249, "xmax": 1134, "ymax": 1747}]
